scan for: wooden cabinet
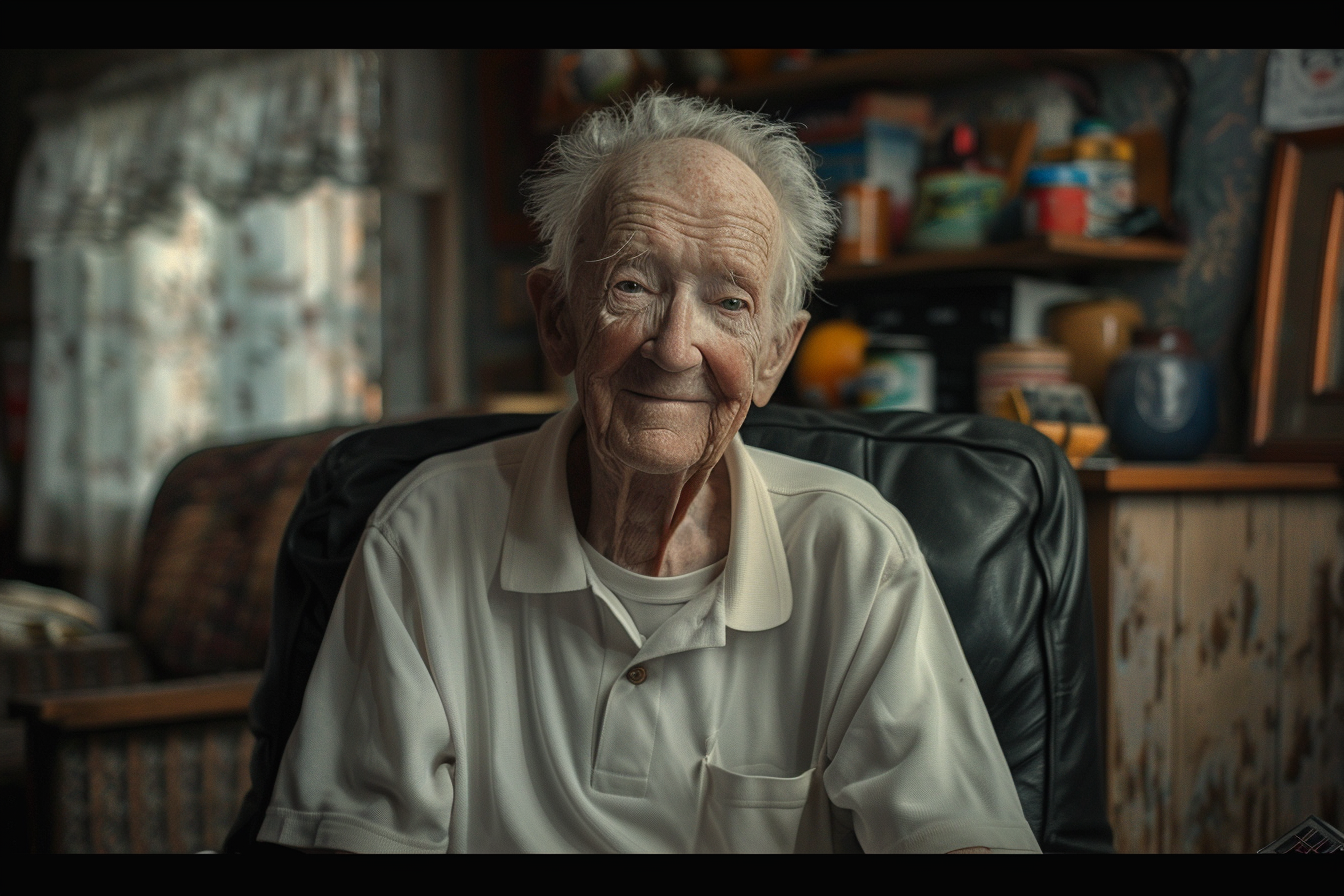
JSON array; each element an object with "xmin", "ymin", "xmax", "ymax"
[{"xmin": 1081, "ymin": 463, "xmax": 1344, "ymax": 852}]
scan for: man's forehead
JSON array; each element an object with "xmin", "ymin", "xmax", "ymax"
[
  {"xmin": 602, "ymin": 139, "xmax": 773, "ymax": 210},
  {"xmin": 589, "ymin": 138, "xmax": 779, "ymax": 257}
]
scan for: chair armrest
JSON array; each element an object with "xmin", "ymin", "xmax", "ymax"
[
  {"xmin": 9, "ymin": 671, "xmax": 260, "ymax": 732},
  {"xmin": 2, "ymin": 634, "xmax": 151, "ymax": 705},
  {"xmin": 16, "ymin": 673, "xmax": 261, "ymax": 852}
]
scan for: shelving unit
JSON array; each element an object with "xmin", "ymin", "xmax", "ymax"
[
  {"xmin": 759, "ymin": 50, "xmax": 1187, "ymax": 425},
  {"xmin": 526, "ymin": 50, "xmax": 1189, "ymax": 282},
  {"xmin": 823, "ymin": 233, "xmax": 1186, "ymax": 283},
  {"xmin": 538, "ymin": 51, "xmax": 1142, "ymax": 132},
  {"xmin": 713, "ymin": 49, "xmax": 1153, "ymax": 105},
  {"xmin": 1077, "ymin": 459, "xmax": 1342, "ymax": 493},
  {"xmin": 709, "ymin": 49, "xmax": 1187, "ymax": 283}
]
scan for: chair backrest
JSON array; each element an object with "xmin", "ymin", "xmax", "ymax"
[
  {"xmin": 225, "ymin": 405, "xmax": 1113, "ymax": 853},
  {"xmin": 126, "ymin": 426, "xmax": 355, "ymax": 678}
]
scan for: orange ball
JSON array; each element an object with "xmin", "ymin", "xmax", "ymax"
[{"xmin": 794, "ymin": 319, "xmax": 869, "ymax": 408}]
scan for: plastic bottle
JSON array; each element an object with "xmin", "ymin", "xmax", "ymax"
[{"xmin": 1069, "ymin": 119, "xmax": 1136, "ymax": 238}]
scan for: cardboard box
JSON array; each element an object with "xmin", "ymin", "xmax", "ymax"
[{"xmin": 812, "ymin": 120, "xmax": 924, "ymax": 248}]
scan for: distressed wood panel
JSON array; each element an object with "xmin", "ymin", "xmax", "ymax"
[
  {"xmin": 1172, "ymin": 493, "xmax": 1281, "ymax": 853},
  {"xmin": 1107, "ymin": 495, "xmax": 1177, "ymax": 853},
  {"xmin": 1276, "ymin": 491, "xmax": 1344, "ymax": 835}
]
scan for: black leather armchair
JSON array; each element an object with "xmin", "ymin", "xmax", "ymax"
[{"xmin": 226, "ymin": 404, "xmax": 1113, "ymax": 853}]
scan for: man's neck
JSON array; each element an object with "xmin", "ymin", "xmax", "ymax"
[{"xmin": 567, "ymin": 430, "xmax": 731, "ymax": 577}]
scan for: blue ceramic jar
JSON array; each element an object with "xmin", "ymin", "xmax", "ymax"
[{"xmin": 1104, "ymin": 328, "xmax": 1218, "ymax": 461}]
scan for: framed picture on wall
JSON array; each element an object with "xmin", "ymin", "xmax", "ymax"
[{"xmin": 1248, "ymin": 125, "xmax": 1344, "ymax": 461}]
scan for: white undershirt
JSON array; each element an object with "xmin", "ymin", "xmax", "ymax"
[{"xmin": 579, "ymin": 534, "xmax": 726, "ymax": 640}]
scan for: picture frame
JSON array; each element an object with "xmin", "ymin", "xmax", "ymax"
[{"xmin": 1248, "ymin": 124, "xmax": 1344, "ymax": 461}]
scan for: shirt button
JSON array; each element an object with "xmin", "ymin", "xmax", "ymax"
[{"xmin": 626, "ymin": 665, "xmax": 647, "ymax": 685}]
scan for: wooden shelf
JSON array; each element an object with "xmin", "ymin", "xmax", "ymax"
[
  {"xmin": 712, "ymin": 50, "xmax": 1152, "ymax": 106},
  {"xmin": 1077, "ymin": 460, "xmax": 1343, "ymax": 494},
  {"xmin": 537, "ymin": 50, "xmax": 1169, "ymax": 134},
  {"xmin": 9, "ymin": 671, "xmax": 260, "ymax": 732},
  {"xmin": 823, "ymin": 234, "xmax": 1186, "ymax": 283}
]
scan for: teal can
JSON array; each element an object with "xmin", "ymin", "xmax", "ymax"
[
  {"xmin": 856, "ymin": 334, "xmax": 936, "ymax": 412},
  {"xmin": 908, "ymin": 169, "xmax": 1006, "ymax": 250}
]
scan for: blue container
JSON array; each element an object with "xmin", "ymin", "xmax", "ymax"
[
  {"xmin": 1023, "ymin": 164, "xmax": 1089, "ymax": 189},
  {"xmin": 1104, "ymin": 329, "xmax": 1218, "ymax": 461}
]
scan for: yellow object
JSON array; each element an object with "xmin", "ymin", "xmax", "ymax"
[
  {"xmin": 994, "ymin": 385, "xmax": 1109, "ymax": 469},
  {"xmin": 794, "ymin": 319, "xmax": 870, "ymax": 408},
  {"xmin": 1030, "ymin": 421, "xmax": 1110, "ymax": 467},
  {"xmin": 1072, "ymin": 134, "xmax": 1135, "ymax": 162},
  {"xmin": 1037, "ymin": 136, "xmax": 1135, "ymax": 163}
]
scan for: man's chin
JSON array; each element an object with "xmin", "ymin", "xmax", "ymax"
[{"xmin": 605, "ymin": 429, "xmax": 713, "ymax": 477}]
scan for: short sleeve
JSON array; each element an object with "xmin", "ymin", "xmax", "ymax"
[
  {"xmin": 822, "ymin": 548, "xmax": 1042, "ymax": 854},
  {"xmin": 258, "ymin": 526, "xmax": 455, "ymax": 853}
]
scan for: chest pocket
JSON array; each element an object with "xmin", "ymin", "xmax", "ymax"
[{"xmin": 695, "ymin": 759, "xmax": 816, "ymax": 853}]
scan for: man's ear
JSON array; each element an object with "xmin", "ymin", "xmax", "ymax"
[
  {"xmin": 527, "ymin": 267, "xmax": 577, "ymax": 377},
  {"xmin": 752, "ymin": 311, "xmax": 809, "ymax": 407}
]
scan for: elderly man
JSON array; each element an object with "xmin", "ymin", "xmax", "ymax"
[{"xmin": 258, "ymin": 91, "xmax": 1040, "ymax": 854}]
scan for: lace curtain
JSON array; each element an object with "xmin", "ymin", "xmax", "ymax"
[{"xmin": 11, "ymin": 50, "xmax": 382, "ymax": 595}]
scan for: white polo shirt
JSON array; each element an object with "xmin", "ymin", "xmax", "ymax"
[{"xmin": 259, "ymin": 406, "xmax": 1041, "ymax": 853}]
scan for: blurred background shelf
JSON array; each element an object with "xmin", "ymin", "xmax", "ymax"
[
  {"xmin": 714, "ymin": 49, "xmax": 1167, "ymax": 106},
  {"xmin": 1077, "ymin": 459, "xmax": 1343, "ymax": 493},
  {"xmin": 823, "ymin": 234, "xmax": 1187, "ymax": 283},
  {"xmin": 537, "ymin": 50, "xmax": 1180, "ymax": 133}
]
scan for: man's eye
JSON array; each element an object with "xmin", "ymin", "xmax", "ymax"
[
  {"xmin": 614, "ymin": 280, "xmax": 645, "ymax": 294},
  {"xmin": 719, "ymin": 297, "xmax": 747, "ymax": 311}
]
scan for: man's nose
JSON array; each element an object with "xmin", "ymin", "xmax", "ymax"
[{"xmin": 641, "ymin": 292, "xmax": 703, "ymax": 372}]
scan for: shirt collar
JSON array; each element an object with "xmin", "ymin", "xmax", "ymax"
[{"xmin": 498, "ymin": 404, "xmax": 793, "ymax": 632}]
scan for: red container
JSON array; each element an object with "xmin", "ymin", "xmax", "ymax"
[{"xmin": 1023, "ymin": 164, "xmax": 1089, "ymax": 236}]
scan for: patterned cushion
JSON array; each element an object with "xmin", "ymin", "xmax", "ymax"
[{"xmin": 127, "ymin": 426, "xmax": 353, "ymax": 678}]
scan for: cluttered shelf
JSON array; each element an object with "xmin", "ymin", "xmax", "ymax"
[
  {"xmin": 521, "ymin": 50, "xmax": 1184, "ymax": 266},
  {"xmin": 823, "ymin": 233, "xmax": 1186, "ymax": 282},
  {"xmin": 534, "ymin": 49, "xmax": 1177, "ymax": 139},
  {"xmin": 492, "ymin": 51, "xmax": 1192, "ymax": 423},
  {"xmin": 712, "ymin": 49, "xmax": 1162, "ymax": 105}
]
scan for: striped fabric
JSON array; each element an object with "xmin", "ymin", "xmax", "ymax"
[
  {"xmin": 127, "ymin": 427, "xmax": 351, "ymax": 678},
  {"xmin": 1, "ymin": 635, "xmax": 151, "ymax": 701},
  {"xmin": 50, "ymin": 720, "xmax": 254, "ymax": 853}
]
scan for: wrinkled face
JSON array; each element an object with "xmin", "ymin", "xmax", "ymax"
[{"xmin": 542, "ymin": 138, "xmax": 803, "ymax": 478}]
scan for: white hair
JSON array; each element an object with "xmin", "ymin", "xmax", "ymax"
[{"xmin": 522, "ymin": 90, "xmax": 838, "ymax": 320}]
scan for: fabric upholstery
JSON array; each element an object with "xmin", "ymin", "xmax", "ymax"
[
  {"xmin": 9, "ymin": 425, "xmax": 349, "ymax": 853},
  {"xmin": 126, "ymin": 426, "xmax": 354, "ymax": 678},
  {"xmin": 226, "ymin": 405, "xmax": 1112, "ymax": 853},
  {"xmin": 0, "ymin": 633, "xmax": 153, "ymax": 838},
  {"xmin": 1, "ymin": 634, "xmax": 150, "ymax": 701},
  {"xmin": 40, "ymin": 718, "xmax": 254, "ymax": 853}
]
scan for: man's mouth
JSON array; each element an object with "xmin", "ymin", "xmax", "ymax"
[{"xmin": 628, "ymin": 390, "xmax": 706, "ymax": 403}]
